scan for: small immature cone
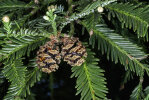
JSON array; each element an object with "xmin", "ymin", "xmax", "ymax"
[
  {"xmin": 2, "ymin": 16, "xmax": 10, "ymax": 23},
  {"xmin": 48, "ymin": 5, "xmax": 57, "ymax": 12},
  {"xmin": 97, "ymin": 7, "xmax": 104, "ymax": 13},
  {"xmin": 34, "ymin": 0, "xmax": 39, "ymax": 4},
  {"xmin": 89, "ymin": 29, "xmax": 94, "ymax": 36}
]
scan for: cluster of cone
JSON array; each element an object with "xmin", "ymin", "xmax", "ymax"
[{"xmin": 36, "ymin": 35, "xmax": 87, "ymax": 73}]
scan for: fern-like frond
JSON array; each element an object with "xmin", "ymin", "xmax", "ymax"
[
  {"xmin": 144, "ymin": 95, "xmax": 149, "ymax": 100},
  {"xmin": 3, "ymin": 59, "xmax": 26, "ymax": 100},
  {"xmin": 20, "ymin": 59, "xmax": 42, "ymax": 97},
  {"xmin": 3, "ymin": 84, "xmax": 22, "ymax": 100},
  {"xmin": 0, "ymin": 34, "xmax": 6, "ymax": 45},
  {"xmin": 0, "ymin": 0, "xmax": 34, "ymax": 11},
  {"xmin": 2, "ymin": 59, "xmax": 26, "ymax": 85},
  {"xmin": 130, "ymin": 82, "xmax": 144, "ymax": 100},
  {"xmin": 54, "ymin": 5, "xmax": 64, "ymax": 14},
  {"xmin": 130, "ymin": 70, "xmax": 144, "ymax": 100},
  {"xmin": 13, "ymin": 7, "xmax": 40, "ymax": 28},
  {"xmin": 0, "ymin": 36, "xmax": 48, "ymax": 63},
  {"xmin": 82, "ymin": 23, "xmax": 148, "ymax": 76},
  {"xmin": 3, "ymin": 59, "xmax": 41, "ymax": 99},
  {"xmin": 71, "ymin": 48, "xmax": 108, "ymax": 100},
  {"xmin": 144, "ymin": 86, "xmax": 149, "ymax": 100},
  {"xmin": 105, "ymin": 3, "xmax": 149, "ymax": 40},
  {"xmin": 26, "ymin": 17, "xmax": 52, "ymax": 30},
  {"xmin": 6, "ymin": 28, "xmax": 49, "ymax": 37},
  {"xmin": 59, "ymin": 0, "xmax": 116, "ymax": 31},
  {"xmin": 144, "ymin": 86, "xmax": 149, "ymax": 94}
]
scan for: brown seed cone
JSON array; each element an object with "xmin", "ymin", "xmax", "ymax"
[
  {"xmin": 36, "ymin": 35, "xmax": 61, "ymax": 73},
  {"xmin": 61, "ymin": 36, "xmax": 87, "ymax": 66}
]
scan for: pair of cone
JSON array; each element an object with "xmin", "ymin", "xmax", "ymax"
[{"xmin": 36, "ymin": 35, "xmax": 87, "ymax": 73}]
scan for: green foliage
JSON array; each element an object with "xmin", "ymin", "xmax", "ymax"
[
  {"xmin": 20, "ymin": 60, "xmax": 42, "ymax": 97},
  {"xmin": 130, "ymin": 83, "xmax": 144, "ymax": 100},
  {"xmin": 0, "ymin": 0, "xmax": 33, "ymax": 11},
  {"xmin": 3, "ymin": 59, "xmax": 26, "ymax": 86},
  {"xmin": 0, "ymin": 36, "xmax": 47, "ymax": 63},
  {"xmin": 3, "ymin": 59, "xmax": 26, "ymax": 100},
  {"xmin": 3, "ymin": 21, "xmax": 12, "ymax": 35},
  {"xmin": 3, "ymin": 59, "xmax": 42, "ymax": 100},
  {"xmin": 0, "ymin": 34, "xmax": 6, "ymax": 45},
  {"xmin": 106, "ymin": 3, "xmax": 149, "ymax": 40},
  {"xmin": 144, "ymin": 95, "xmax": 149, "ymax": 100},
  {"xmin": 8, "ymin": 28, "xmax": 49, "ymax": 37},
  {"xmin": 71, "ymin": 48, "xmax": 108, "ymax": 100},
  {"xmin": 83, "ymin": 23, "xmax": 148, "ymax": 76},
  {"xmin": 0, "ymin": 0, "xmax": 34, "ymax": 20},
  {"xmin": 144, "ymin": 86, "xmax": 149, "ymax": 95},
  {"xmin": 3, "ymin": 84, "xmax": 22, "ymax": 100},
  {"xmin": 130, "ymin": 71, "xmax": 144, "ymax": 100},
  {"xmin": 144, "ymin": 86, "xmax": 149, "ymax": 100},
  {"xmin": 44, "ymin": 6, "xmax": 58, "ymax": 35},
  {"xmin": 59, "ymin": 0, "xmax": 116, "ymax": 31}
]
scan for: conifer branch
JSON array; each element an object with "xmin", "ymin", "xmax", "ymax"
[
  {"xmin": 71, "ymin": 48, "xmax": 108, "ymax": 100},
  {"xmin": 105, "ymin": 3, "xmax": 149, "ymax": 40}
]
